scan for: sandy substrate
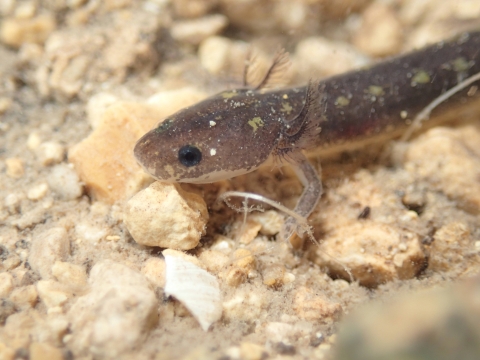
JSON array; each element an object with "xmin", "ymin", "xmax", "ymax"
[{"xmin": 1, "ymin": 0, "xmax": 480, "ymax": 359}]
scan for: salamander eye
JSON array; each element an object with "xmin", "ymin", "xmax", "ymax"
[{"xmin": 178, "ymin": 145, "xmax": 202, "ymax": 167}]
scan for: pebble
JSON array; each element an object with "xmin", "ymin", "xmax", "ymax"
[
  {"xmin": 262, "ymin": 264, "xmax": 286, "ymax": 288},
  {"xmin": 74, "ymin": 221, "xmax": 108, "ymax": 243},
  {"xmin": 36, "ymin": 280, "xmax": 72, "ymax": 310},
  {"xmin": 141, "ymin": 257, "xmax": 166, "ymax": 288},
  {"xmin": 29, "ymin": 342, "xmax": 63, "ymax": 360},
  {"xmin": 198, "ymin": 249, "xmax": 230, "ymax": 274},
  {"xmin": 0, "ymin": 272, "xmax": 14, "ymax": 297},
  {"xmin": 68, "ymin": 102, "xmax": 163, "ymax": 203},
  {"xmin": 47, "ymin": 164, "xmax": 83, "ymax": 200},
  {"xmin": 171, "ymin": 14, "xmax": 228, "ymax": 45},
  {"xmin": 35, "ymin": 141, "xmax": 65, "ymax": 166},
  {"xmin": 27, "ymin": 182, "xmax": 49, "ymax": 201},
  {"xmin": 67, "ymin": 260, "xmax": 158, "ymax": 358},
  {"xmin": 28, "ymin": 227, "xmax": 70, "ymax": 279},
  {"xmin": 0, "ymin": 14, "xmax": 56, "ymax": 48},
  {"xmin": 5, "ymin": 157, "xmax": 24, "ymax": 178},
  {"xmin": 403, "ymin": 126, "xmax": 480, "ymax": 213},
  {"xmin": 239, "ymin": 342, "xmax": 267, "ymax": 360},
  {"xmin": 124, "ymin": 182, "xmax": 208, "ymax": 250},
  {"xmin": 51, "ymin": 261, "xmax": 88, "ymax": 290},
  {"xmin": 0, "ymin": 299, "xmax": 15, "ymax": 325},
  {"xmin": 198, "ymin": 36, "xmax": 249, "ymax": 76},
  {"xmin": 353, "ymin": 3, "xmax": 403, "ymax": 57},
  {"xmin": 173, "ymin": 0, "xmax": 219, "ymax": 18},
  {"xmin": 315, "ymin": 223, "xmax": 426, "ymax": 287},
  {"xmin": 222, "ymin": 249, "xmax": 256, "ymax": 287},
  {"xmin": 294, "ymin": 37, "xmax": 370, "ymax": 81},
  {"xmin": 9, "ymin": 285, "xmax": 38, "ymax": 310},
  {"xmin": 293, "ymin": 286, "xmax": 342, "ymax": 323},
  {"xmin": 0, "ymin": 97, "xmax": 12, "ymax": 115},
  {"xmin": 428, "ymin": 222, "xmax": 471, "ymax": 273},
  {"xmin": 27, "ymin": 132, "xmax": 42, "ymax": 150}
]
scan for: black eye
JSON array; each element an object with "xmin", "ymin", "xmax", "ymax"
[{"xmin": 178, "ymin": 145, "xmax": 202, "ymax": 167}]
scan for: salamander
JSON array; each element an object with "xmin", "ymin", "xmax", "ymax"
[{"xmin": 134, "ymin": 31, "xmax": 480, "ymax": 241}]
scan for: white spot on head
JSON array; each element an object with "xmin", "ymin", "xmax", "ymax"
[
  {"xmin": 209, "ymin": 121, "xmax": 216, "ymax": 127},
  {"xmin": 210, "ymin": 148, "xmax": 217, "ymax": 156}
]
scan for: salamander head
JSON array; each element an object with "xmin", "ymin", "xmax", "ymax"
[{"xmin": 134, "ymin": 90, "xmax": 283, "ymax": 183}]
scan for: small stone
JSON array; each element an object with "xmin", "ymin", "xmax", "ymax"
[
  {"xmin": 9, "ymin": 285, "xmax": 38, "ymax": 310},
  {"xmin": 86, "ymin": 92, "xmax": 119, "ymax": 130},
  {"xmin": 27, "ymin": 132, "xmax": 42, "ymax": 150},
  {"xmin": 198, "ymin": 250, "xmax": 230, "ymax": 274},
  {"xmin": 67, "ymin": 260, "xmax": 158, "ymax": 358},
  {"xmin": 5, "ymin": 157, "xmax": 24, "ymax": 178},
  {"xmin": 170, "ymin": 14, "xmax": 228, "ymax": 45},
  {"xmin": 222, "ymin": 249, "xmax": 256, "ymax": 287},
  {"xmin": 27, "ymin": 182, "xmax": 49, "ymax": 201},
  {"xmin": 353, "ymin": 3, "xmax": 403, "ymax": 57},
  {"xmin": 233, "ymin": 219, "xmax": 262, "ymax": 244},
  {"xmin": 28, "ymin": 227, "xmax": 70, "ymax": 279},
  {"xmin": 124, "ymin": 182, "xmax": 208, "ymax": 250},
  {"xmin": 173, "ymin": 0, "xmax": 219, "ymax": 18},
  {"xmin": 35, "ymin": 141, "xmax": 65, "ymax": 166},
  {"xmin": 4, "ymin": 193, "xmax": 22, "ymax": 214},
  {"xmin": 0, "ymin": 14, "xmax": 56, "ymax": 48},
  {"xmin": 315, "ymin": 223, "xmax": 426, "ymax": 287},
  {"xmin": 51, "ymin": 261, "xmax": 87, "ymax": 290},
  {"xmin": 141, "ymin": 257, "xmax": 166, "ymax": 288},
  {"xmin": 262, "ymin": 264, "xmax": 286, "ymax": 288},
  {"xmin": 239, "ymin": 342, "xmax": 267, "ymax": 360},
  {"xmin": 198, "ymin": 36, "xmax": 232, "ymax": 75},
  {"xmin": 0, "ymin": 272, "xmax": 14, "ymax": 297},
  {"xmin": 0, "ymin": 97, "xmax": 12, "ymax": 115},
  {"xmin": 47, "ymin": 164, "xmax": 83, "ymax": 200},
  {"xmin": 293, "ymin": 286, "xmax": 342, "ymax": 323},
  {"xmin": 74, "ymin": 221, "xmax": 108, "ymax": 243},
  {"xmin": 294, "ymin": 37, "xmax": 370, "ymax": 81},
  {"xmin": 36, "ymin": 280, "xmax": 72, "ymax": 309},
  {"xmin": 29, "ymin": 342, "xmax": 63, "ymax": 360}
]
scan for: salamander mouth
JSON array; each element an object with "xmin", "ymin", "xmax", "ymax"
[{"xmin": 176, "ymin": 166, "xmax": 260, "ymax": 184}]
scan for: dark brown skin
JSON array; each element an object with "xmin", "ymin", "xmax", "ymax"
[{"xmin": 134, "ymin": 31, "xmax": 480, "ymax": 240}]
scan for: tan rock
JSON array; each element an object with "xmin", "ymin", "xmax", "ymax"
[
  {"xmin": 353, "ymin": 3, "xmax": 403, "ymax": 57},
  {"xmin": 5, "ymin": 157, "xmax": 24, "ymax": 178},
  {"xmin": 28, "ymin": 227, "xmax": 70, "ymax": 279},
  {"xmin": 403, "ymin": 126, "xmax": 480, "ymax": 213},
  {"xmin": 142, "ymin": 257, "xmax": 166, "ymax": 288},
  {"xmin": 198, "ymin": 249, "xmax": 230, "ymax": 274},
  {"xmin": 46, "ymin": 164, "xmax": 83, "ymax": 200},
  {"xmin": 68, "ymin": 103, "xmax": 160, "ymax": 203},
  {"xmin": 171, "ymin": 14, "xmax": 228, "ymax": 45},
  {"xmin": 29, "ymin": 342, "xmax": 63, "ymax": 360},
  {"xmin": 9, "ymin": 285, "xmax": 38, "ymax": 310},
  {"xmin": 51, "ymin": 261, "xmax": 88, "ymax": 290},
  {"xmin": 0, "ymin": 14, "xmax": 56, "ymax": 48},
  {"xmin": 314, "ymin": 223, "xmax": 426, "ymax": 287},
  {"xmin": 36, "ymin": 280, "xmax": 72, "ymax": 309},
  {"xmin": 262, "ymin": 264, "xmax": 286, "ymax": 288},
  {"xmin": 293, "ymin": 286, "xmax": 342, "ymax": 323},
  {"xmin": 27, "ymin": 182, "xmax": 49, "ymax": 201},
  {"xmin": 239, "ymin": 342, "xmax": 267, "ymax": 360},
  {"xmin": 0, "ymin": 272, "xmax": 14, "ymax": 297},
  {"xmin": 124, "ymin": 182, "xmax": 208, "ymax": 250},
  {"xmin": 67, "ymin": 260, "xmax": 158, "ymax": 358},
  {"xmin": 221, "ymin": 249, "xmax": 256, "ymax": 287}
]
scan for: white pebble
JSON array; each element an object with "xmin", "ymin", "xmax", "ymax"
[
  {"xmin": 199, "ymin": 36, "xmax": 232, "ymax": 75},
  {"xmin": 27, "ymin": 182, "xmax": 49, "ymax": 201},
  {"xmin": 0, "ymin": 272, "xmax": 14, "ymax": 297},
  {"xmin": 47, "ymin": 164, "xmax": 83, "ymax": 200},
  {"xmin": 164, "ymin": 249, "xmax": 222, "ymax": 331},
  {"xmin": 124, "ymin": 182, "xmax": 208, "ymax": 250},
  {"xmin": 36, "ymin": 141, "xmax": 65, "ymax": 166}
]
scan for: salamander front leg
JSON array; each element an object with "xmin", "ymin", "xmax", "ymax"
[{"xmin": 281, "ymin": 152, "xmax": 322, "ymax": 246}]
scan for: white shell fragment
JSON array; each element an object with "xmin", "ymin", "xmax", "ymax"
[{"xmin": 163, "ymin": 250, "xmax": 222, "ymax": 331}]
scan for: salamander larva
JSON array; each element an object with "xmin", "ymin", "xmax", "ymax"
[{"xmin": 134, "ymin": 31, "xmax": 480, "ymax": 241}]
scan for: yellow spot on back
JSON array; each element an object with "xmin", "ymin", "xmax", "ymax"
[
  {"xmin": 368, "ymin": 85, "xmax": 384, "ymax": 96},
  {"xmin": 222, "ymin": 91, "xmax": 237, "ymax": 99},
  {"xmin": 281, "ymin": 102, "xmax": 293, "ymax": 114},
  {"xmin": 411, "ymin": 70, "xmax": 430, "ymax": 86},
  {"xmin": 335, "ymin": 96, "xmax": 350, "ymax": 107},
  {"xmin": 452, "ymin": 57, "xmax": 470, "ymax": 72},
  {"xmin": 248, "ymin": 117, "xmax": 264, "ymax": 132}
]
